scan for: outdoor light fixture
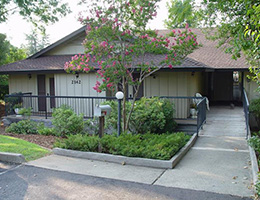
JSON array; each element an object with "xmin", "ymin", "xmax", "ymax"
[
  {"xmin": 75, "ymin": 72, "xmax": 79, "ymax": 79},
  {"xmin": 191, "ymin": 71, "xmax": 195, "ymax": 76},
  {"xmin": 115, "ymin": 91, "xmax": 124, "ymax": 136},
  {"xmin": 28, "ymin": 74, "xmax": 32, "ymax": 79},
  {"xmin": 115, "ymin": 91, "xmax": 124, "ymax": 100}
]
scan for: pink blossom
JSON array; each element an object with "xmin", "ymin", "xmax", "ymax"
[
  {"xmin": 185, "ymin": 23, "xmax": 189, "ymax": 29},
  {"xmin": 132, "ymin": 9, "xmax": 136, "ymax": 14},
  {"xmin": 152, "ymin": 12, "xmax": 157, "ymax": 17},
  {"xmin": 96, "ymin": 10, "xmax": 100, "ymax": 18},
  {"xmin": 169, "ymin": 64, "xmax": 173, "ymax": 69},
  {"xmin": 107, "ymin": 83, "xmax": 113, "ymax": 88},
  {"xmin": 83, "ymin": 68, "xmax": 90, "ymax": 72}
]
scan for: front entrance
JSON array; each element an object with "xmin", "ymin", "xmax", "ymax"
[
  {"xmin": 37, "ymin": 75, "xmax": 46, "ymax": 111},
  {"xmin": 208, "ymin": 72, "xmax": 234, "ymax": 102}
]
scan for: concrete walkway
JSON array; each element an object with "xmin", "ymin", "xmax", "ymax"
[
  {"xmin": 27, "ymin": 106, "xmax": 254, "ymax": 198},
  {"xmin": 155, "ymin": 106, "xmax": 253, "ymax": 197}
]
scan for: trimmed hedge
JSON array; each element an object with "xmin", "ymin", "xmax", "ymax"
[{"xmin": 55, "ymin": 132, "xmax": 190, "ymax": 160}]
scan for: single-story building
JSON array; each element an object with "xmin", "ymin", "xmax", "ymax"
[{"xmin": 0, "ymin": 27, "xmax": 258, "ymax": 119}]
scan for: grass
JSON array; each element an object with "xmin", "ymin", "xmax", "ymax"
[{"xmin": 0, "ymin": 135, "xmax": 50, "ymax": 161}]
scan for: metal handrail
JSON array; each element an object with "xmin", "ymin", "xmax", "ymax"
[
  {"xmin": 196, "ymin": 97, "xmax": 207, "ymax": 134},
  {"xmin": 242, "ymin": 88, "xmax": 250, "ymax": 139},
  {"xmin": 5, "ymin": 94, "xmax": 207, "ymax": 133}
]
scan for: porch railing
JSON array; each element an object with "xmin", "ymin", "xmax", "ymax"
[
  {"xmin": 4, "ymin": 94, "xmax": 207, "ymax": 134},
  {"xmin": 242, "ymin": 88, "xmax": 250, "ymax": 138},
  {"xmin": 196, "ymin": 97, "xmax": 207, "ymax": 133}
]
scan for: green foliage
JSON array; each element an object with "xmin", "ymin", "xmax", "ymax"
[
  {"xmin": 55, "ymin": 132, "xmax": 191, "ymax": 160},
  {"xmin": 52, "ymin": 105, "xmax": 85, "ymax": 136},
  {"xmin": 0, "ymin": 0, "xmax": 70, "ymax": 31},
  {"xmin": 18, "ymin": 107, "xmax": 32, "ymax": 117},
  {"xmin": 0, "ymin": 33, "xmax": 27, "ymax": 65},
  {"xmin": 248, "ymin": 135, "xmax": 260, "ymax": 197},
  {"xmin": 200, "ymin": 0, "xmax": 260, "ymax": 73},
  {"xmin": 5, "ymin": 92, "xmax": 23, "ymax": 114},
  {"xmin": 37, "ymin": 126, "xmax": 57, "ymax": 136},
  {"xmin": 248, "ymin": 136, "xmax": 260, "ymax": 154},
  {"xmin": 164, "ymin": 0, "xmax": 201, "ymax": 28},
  {"xmin": 5, "ymin": 120, "xmax": 42, "ymax": 135},
  {"xmin": 256, "ymin": 174, "xmax": 260, "ymax": 198},
  {"xmin": 55, "ymin": 134, "xmax": 100, "ymax": 152},
  {"xmin": 249, "ymin": 99, "xmax": 260, "ymax": 122},
  {"xmin": 103, "ymin": 97, "xmax": 177, "ymax": 134}
]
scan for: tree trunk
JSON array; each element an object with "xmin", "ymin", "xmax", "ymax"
[
  {"xmin": 125, "ymin": 83, "xmax": 141, "ymax": 131},
  {"xmin": 122, "ymin": 78, "xmax": 127, "ymax": 132}
]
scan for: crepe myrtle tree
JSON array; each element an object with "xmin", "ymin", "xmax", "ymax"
[{"xmin": 64, "ymin": 0, "xmax": 199, "ymax": 132}]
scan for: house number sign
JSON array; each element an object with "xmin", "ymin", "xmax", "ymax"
[{"xmin": 71, "ymin": 80, "xmax": 81, "ymax": 84}]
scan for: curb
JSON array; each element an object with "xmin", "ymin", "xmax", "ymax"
[
  {"xmin": 0, "ymin": 152, "xmax": 25, "ymax": 164},
  {"xmin": 53, "ymin": 133, "xmax": 197, "ymax": 169},
  {"xmin": 248, "ymin": 129, "xmax": 259, "ymax": 185}
]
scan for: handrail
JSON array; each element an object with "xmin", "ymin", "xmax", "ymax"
[
  {"xmin": 5, "ymin": 94, "xmax": 207, "ymax": 133},
  {"xmin": 196, "ymin": 97, "xmax": 207, "ymax": 134},
  {"xmin": 242, "ymin": 88, "xmax": 250, "ymax": 139}
]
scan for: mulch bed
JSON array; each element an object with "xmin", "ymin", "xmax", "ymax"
[
  {"xmin": 0, "ymin": 124, "xmax": 59, "ymax": 149},
  {"xmin": 0, "ymin": 101, "xmax": 59, "ymax": 150}
]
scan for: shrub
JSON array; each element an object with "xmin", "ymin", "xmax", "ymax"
[
  {"xmin": 249, "ymin": 98, "xmax": 260, "ymax": 125},
  {"xmin": 103, "ymin": 97, "xmax": 177, "ymax": 134},
  {"xmin": 248, "ymin": 136, "xmax": 260, "ymax": 154},
  {"xmin": 55, "ymin": 134, "xmax": 99, "ymax": 152},
  {"xmin": 51, "ymin": 105, "xmax": 85, "ymax": 136},
  {"xmin": 256, "ymin": 175, "xmax": 260, "ymax": 199},
  {"xmin": 55, "ymin": 132, "xmax": 190, "ymax": 160},
  {"xmin": 37, "ymin": 126, "xmax": 57, "ymax": 136},
  {"xmin": 5, "ymin": 120, "xmax": 42, "ymax": 135},
  {"xmin": 18, "ymin": 107, "xmax": 32, "ymax": 118}
]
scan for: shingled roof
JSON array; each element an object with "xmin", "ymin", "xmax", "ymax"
[{"xmin": 0, "ymin": 27, "xmax": 248, "ymax": 74}]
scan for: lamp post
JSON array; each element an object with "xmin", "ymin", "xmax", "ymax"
[{"xmin": 115, "ymin": 91, "xmax": 124, "ymax": 136}]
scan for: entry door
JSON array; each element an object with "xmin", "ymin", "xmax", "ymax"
[
  {"xmin": 37, "ymin": 75, "xmax": 46, "ymax": 111},
  {"xmin": 212, "ymin": 72, "xmax": 233, "ymax": 101},
  {"xmin": 49, "ymin": 78, "xmax": 55, "ymax": 108}
]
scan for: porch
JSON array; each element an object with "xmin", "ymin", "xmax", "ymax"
[{"xmin": 4, "ymin": 94, "xmax": 207, "ymax": 134}]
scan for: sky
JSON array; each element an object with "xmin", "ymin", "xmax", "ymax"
[{"xmin": 0, "ymin": 0, "xmax": 171, "ymax": 48}]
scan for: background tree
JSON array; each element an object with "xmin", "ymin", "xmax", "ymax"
[
  {"xmin": 199, "ymin": 0, "xmax": 260, "ymax": 73},
  {"xmin": 65, "ymin": 0, "xmax": 199, "ymax": 131},
  {"xmin": 0, "ymin": 33, "xmax": 26, "ymax": 99},
  {"xmin": 164, "ymin": 0, "xmax": 200, "ymax": 28},
  {"xmin": 0, "ymin": 0, "xmax": 70, "ymax": 31},
  {"xmin": 25, "ymin": 29, "xmax": 50, "ymax": 55}
]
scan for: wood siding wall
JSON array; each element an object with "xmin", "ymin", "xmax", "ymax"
[
  {"xmin": 45, "ymin": 35, "xmax": 85, "ymax": 55},
  {"xmin": 144, "ymin": 71, "xmax": 203, "ymax": 118}
]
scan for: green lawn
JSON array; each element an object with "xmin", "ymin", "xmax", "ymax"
[{"xmin": 0, "ymin": 135, "xmax": 50, "ymax": 161}]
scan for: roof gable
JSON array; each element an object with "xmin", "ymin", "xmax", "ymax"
[{"xmin": 0, "ymin": 27, "xmax": 249, "ymax": 73}]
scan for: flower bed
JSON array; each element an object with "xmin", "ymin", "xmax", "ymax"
[{"xmin": 55, "ymin": 132, "xmax": 191, "ymax": 160}]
